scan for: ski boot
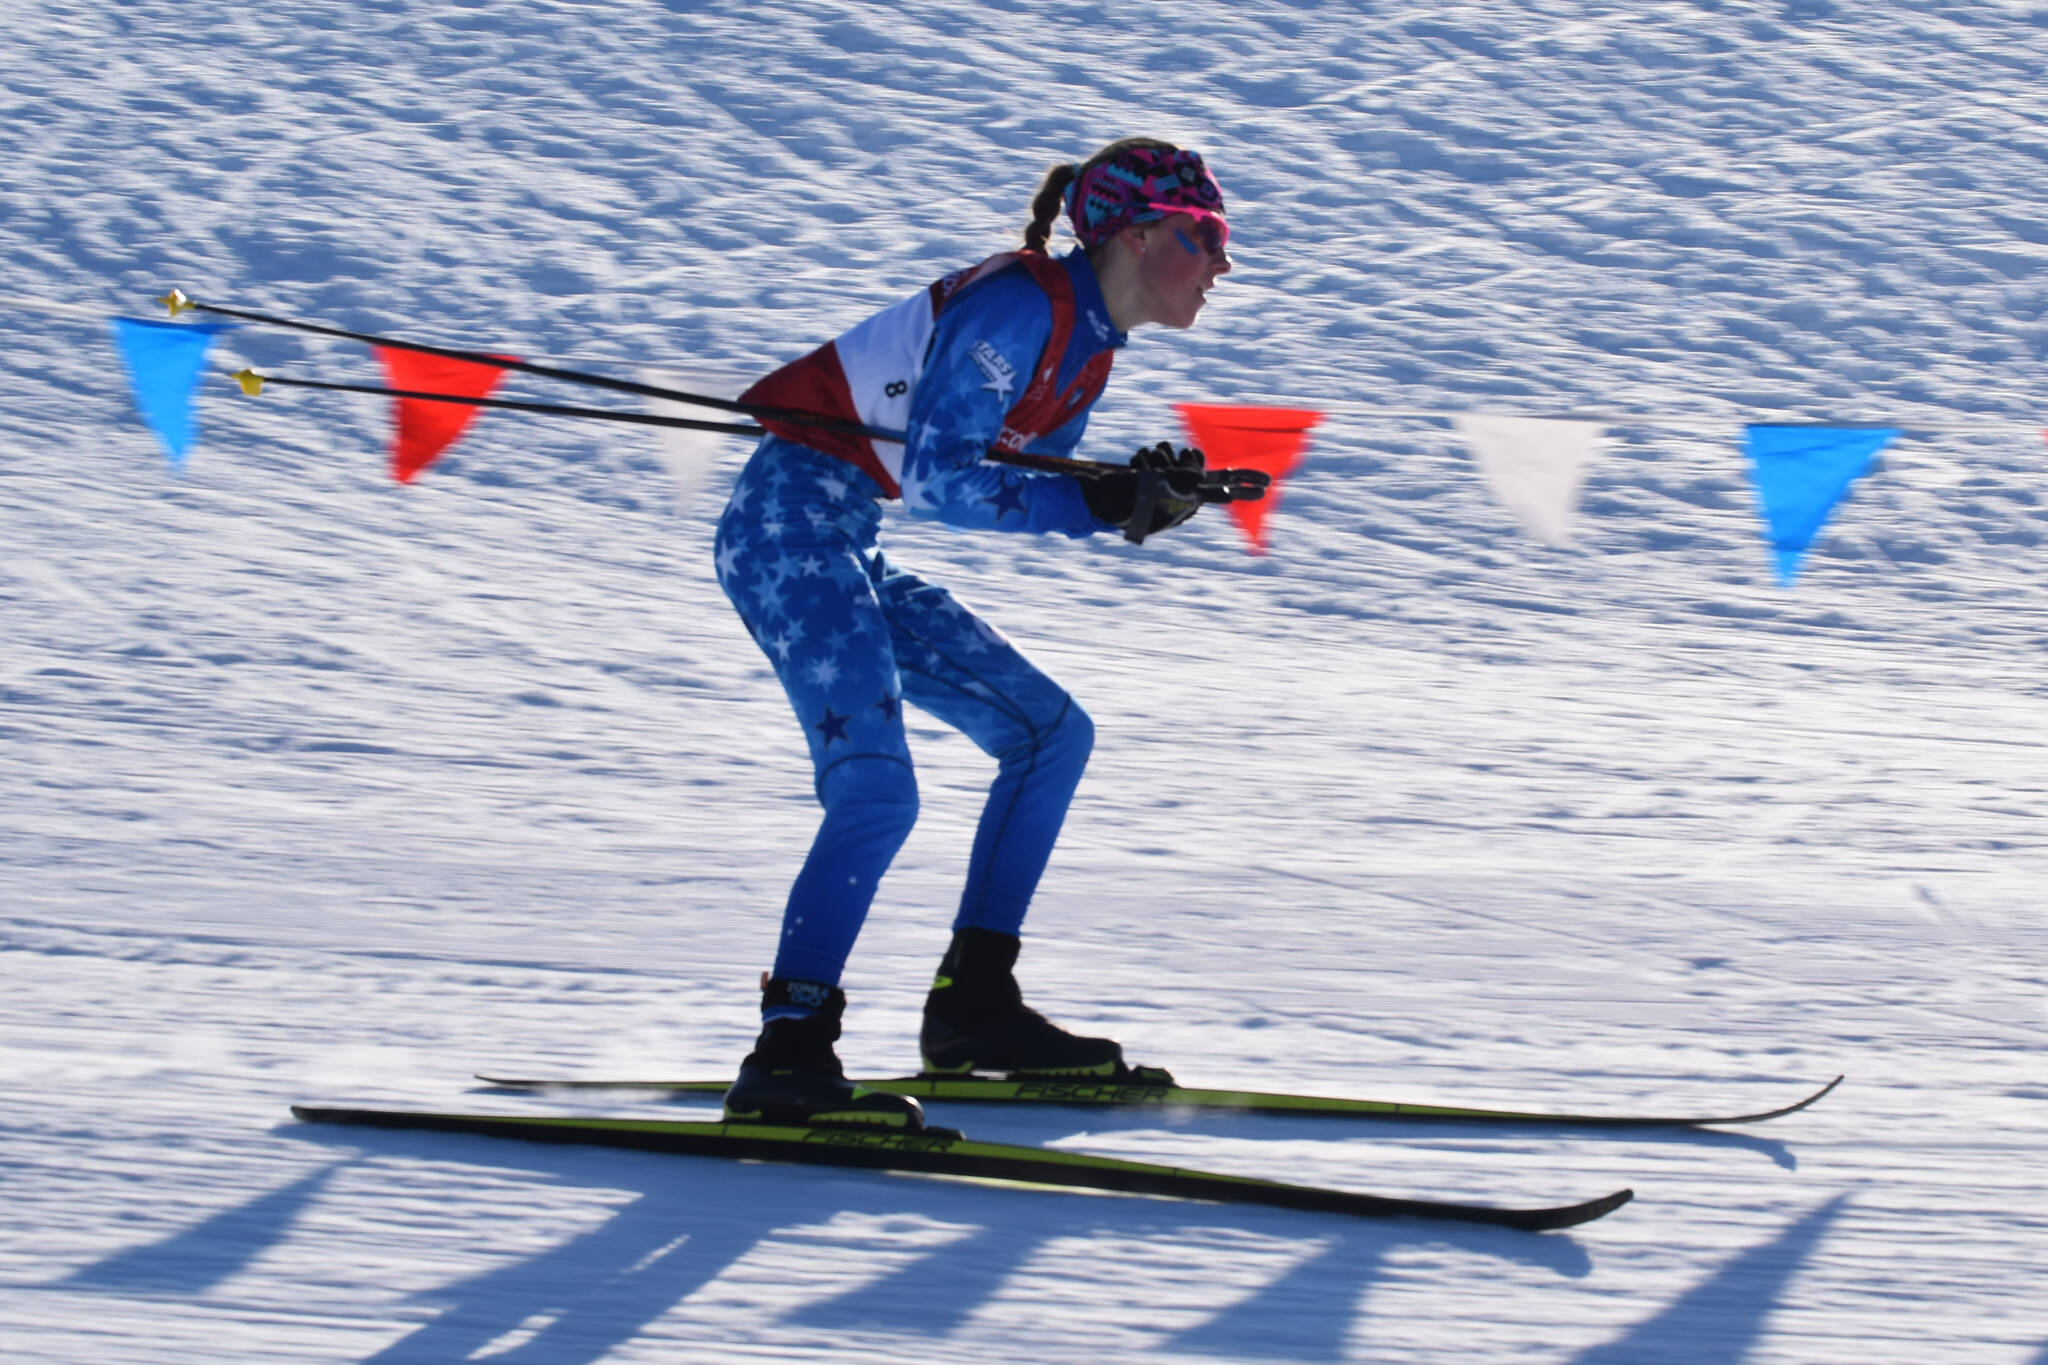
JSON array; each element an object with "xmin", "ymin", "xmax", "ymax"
[
  {"xmin": 920, "ymin": 928, "xmax": 1163, "ymax": 1080},
  {"xmin": 724, "ymin": 977, "xmax": 927, "ymax": 1130}
]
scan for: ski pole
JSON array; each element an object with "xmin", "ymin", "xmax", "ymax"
[
  {"xmin": 159, "ymin": 289, "xmax": 882, "ymax": 439},
  {"xmin": 228, "ymin": 367, "xmax": 1183, "ymax": 485},
  {"xmin": 228, "ymin": 366, "xmax": 1132, "ymax": 480},
  {"xmin": 173, "ymin": 291, "xmax": 1271, "ymax": 506},
  {"xmin": 992, "ymin": 446, "xmax": 1269, "ymax": 502},
  {"xmin": 232, "ymin": 369, "xmax": 767, "ymax": 437},
  {"xmin": 232, "ymin": 367, "xmax": 1271, "ymax": 515}
]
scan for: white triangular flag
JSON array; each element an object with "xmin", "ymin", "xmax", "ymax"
[
  {"xmin": 641, "ymin": 368, "xmax": 753, "ymax": 514},
  {"xmin": 1452, "ymin": 415, "xmax": 1608, "ymax": 548}
]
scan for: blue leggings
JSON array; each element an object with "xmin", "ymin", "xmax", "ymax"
[{"xmin": 714, "ymin": 439, "xmax": 1093, "ymax": 988}]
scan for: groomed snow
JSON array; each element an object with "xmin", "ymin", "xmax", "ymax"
[{"xmin": 4, "ymin": 2, "xmax": 2046, "ymax": 1361}]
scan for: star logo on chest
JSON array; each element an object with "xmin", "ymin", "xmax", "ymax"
[{"xmin": 970, "ymin": 340, "xmax": 1016, "ymax": 399}]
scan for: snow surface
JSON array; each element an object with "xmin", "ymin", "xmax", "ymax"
[{"xmin": 5, "ymin": 1, "xmax": 2048, "ymax": 1361}]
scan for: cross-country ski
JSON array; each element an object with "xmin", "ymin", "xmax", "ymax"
[
  {"xmin": 290, "ymin": 1104, "xmax": 1635, "ymax": 1232},
  {"xmin": 473, "ymin": 1071, "xmax": 1843, "ymax": 1128}
]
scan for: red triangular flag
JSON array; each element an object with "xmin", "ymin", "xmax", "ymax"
[
  {"xmin": 373, "ymin": 346, "xmax": 517, "ymax": 483},
  {"xmin": 1173, "ymin": 403, "xmax": 1324, "ymax": 553}
]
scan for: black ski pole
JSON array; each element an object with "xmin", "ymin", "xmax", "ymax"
[
  {"xmin": 233, "ymin": 369, "xmax": 767, "ymax": 437},
  {"xmin": 229, "ymin": 367, "xmax": 1144, "ymax": 480},
  {"xmin": 159, "ymin": 289, "xmax": 884, "ymax": 439},
  {"xmin": 169, "ymin": 290, "xmax": 1271, "ymax": 508}
]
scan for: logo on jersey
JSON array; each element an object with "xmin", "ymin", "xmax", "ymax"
[
  {"xmin": 970, "ymin": 341, "xmax": 1016, "ymax": 399},
  {"xmin": 996, "ymin": 424, "xmax": 1036, "ymax": 453},
  {"xmin": 1086, "ymin": 308, "xmax": 1113, "ymax": 343}
]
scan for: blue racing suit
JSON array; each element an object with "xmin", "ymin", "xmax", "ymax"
[{"xmin": 715, "ymin": 250, "xmax": 1124, "ymax": 990}]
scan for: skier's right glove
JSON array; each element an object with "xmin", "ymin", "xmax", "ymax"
[
  {"xmin": 1082, "ymin": 441, "xmax": 1210, "ymax": 544},
  {"xmin": 1081, "ymin": 442, "xmax": 1274, "ymax": 545}
]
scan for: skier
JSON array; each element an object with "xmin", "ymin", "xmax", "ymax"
[{"xmin": 714, "ymin": 138, "xmax": 1241, "ymax": 1130}]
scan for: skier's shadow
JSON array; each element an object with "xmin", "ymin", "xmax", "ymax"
[
  {"xmin": 57, "ymin": 1160, "xmax": 348, "ymax": 1297},
  {"xmin": 788, "ymin": 1212, "xmax": 1587, "ymax": 1355},
  {"xmin": 1568, "ymin": 1193, "xmax": 1850, "ymax": 1363},
  {"xmin": 281, "ymin": 1121, "xmax": 1601, "ymax": 1364}
]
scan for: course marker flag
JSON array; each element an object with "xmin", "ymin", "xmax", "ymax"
[
  {"xmin": 111, "ymin": 317, "xmax": 234, "ymax": 468},
  {"xmin": 643, "ymin": 368, "xmax": 749, "ymax": 513},
  {"xmin": 373, "ymin": 346, "xmax": 516, "ymax": 483},
  {"xmin": 1453, "ymin": 415, "xmax": 1607, "ymax": 548},
  {"xmin": 1173, "ymin": 404, "xmax": 1324, "ymax": 553},
  {"xmin": 1743, "ymin": 425, "xmax": 1896, "ymax": 585}
]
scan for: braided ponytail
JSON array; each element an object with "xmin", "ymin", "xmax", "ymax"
[{"xmin": 1022, "ymin": 163, "xmax": 1077, "ymax": 254}]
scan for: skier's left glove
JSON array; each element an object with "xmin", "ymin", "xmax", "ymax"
[{"xmin": 1082, "ymin": 441, "xmax": 1210, "ymax": 544}]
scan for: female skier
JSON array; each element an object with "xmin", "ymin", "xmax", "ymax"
[{"xmin": 715, "ymin": 138, "xmax": 1242, "ymax": 1130}]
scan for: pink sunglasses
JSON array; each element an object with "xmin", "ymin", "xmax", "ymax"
[{"xmin": 1146, "ymin": 202, "xmax": 1230, "ymax": 257}]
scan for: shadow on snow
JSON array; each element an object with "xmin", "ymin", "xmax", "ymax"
[
  {"xmin": 1569, "ymin": 1194, "xmax": 1850, "ymax": 1365},
  {"xmin": 58, "ymin": 1160, "xmax": 347, "ymax": 1297},
  {"xmin": 275, "ymin": 1121, "xmax": 1598, "ymax": 1363},
  {"xmin": 48, "ymin": 1121, "xmax": 1836, "ymax": 1363}
]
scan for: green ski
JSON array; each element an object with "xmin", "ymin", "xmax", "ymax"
[
  {"xmin": 291, "ymin": 1104, "xmax": 1632, "ymax": 1232},
  {"xmin": 472, "ymin": 1071, "xmax": 1842, "ymax": 1128}
]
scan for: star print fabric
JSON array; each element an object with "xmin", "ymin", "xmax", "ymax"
[
  {"xmin": 896, "ymin": 251, "xmax": 1123, "ymax": 534},
  {"xmin": 716, "ymin": 440, "xmax": 1097, "ymax": 987}
]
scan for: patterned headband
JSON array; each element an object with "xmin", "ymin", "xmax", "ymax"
[{"xmin": 1065, "ymin": 146, "xmax": 1225, "ymax": 249}]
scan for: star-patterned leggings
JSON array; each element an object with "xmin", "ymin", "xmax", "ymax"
[{"xmin": 715, "ymin": 438, "xmax": 1094, "ymax": 988}]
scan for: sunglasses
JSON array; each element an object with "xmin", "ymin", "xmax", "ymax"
[{"xmin": 1147, "ymin": 202, "xmax": 1230, "ymax": 258}]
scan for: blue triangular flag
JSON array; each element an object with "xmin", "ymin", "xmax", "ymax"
[
  {"xmin": 1743, "ymin": 425, "xmax": 1896, "ymax": 585},
  {"xmin": 111, "ymin": 317, "xmax": 234, "ymax": 468}
]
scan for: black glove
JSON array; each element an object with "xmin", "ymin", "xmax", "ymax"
[{"xmin": 1082, "ymin": 442, "xmax": 1210, "ymax": 544}]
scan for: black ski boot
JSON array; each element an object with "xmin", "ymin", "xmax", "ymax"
[
  {"xmin": 724, "ymin": 977, "xmax": 927, "ymax": 1130},
  {"xmin": 920, "ymin": 928, "xmax": 1131, "ymax": 1078}
]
